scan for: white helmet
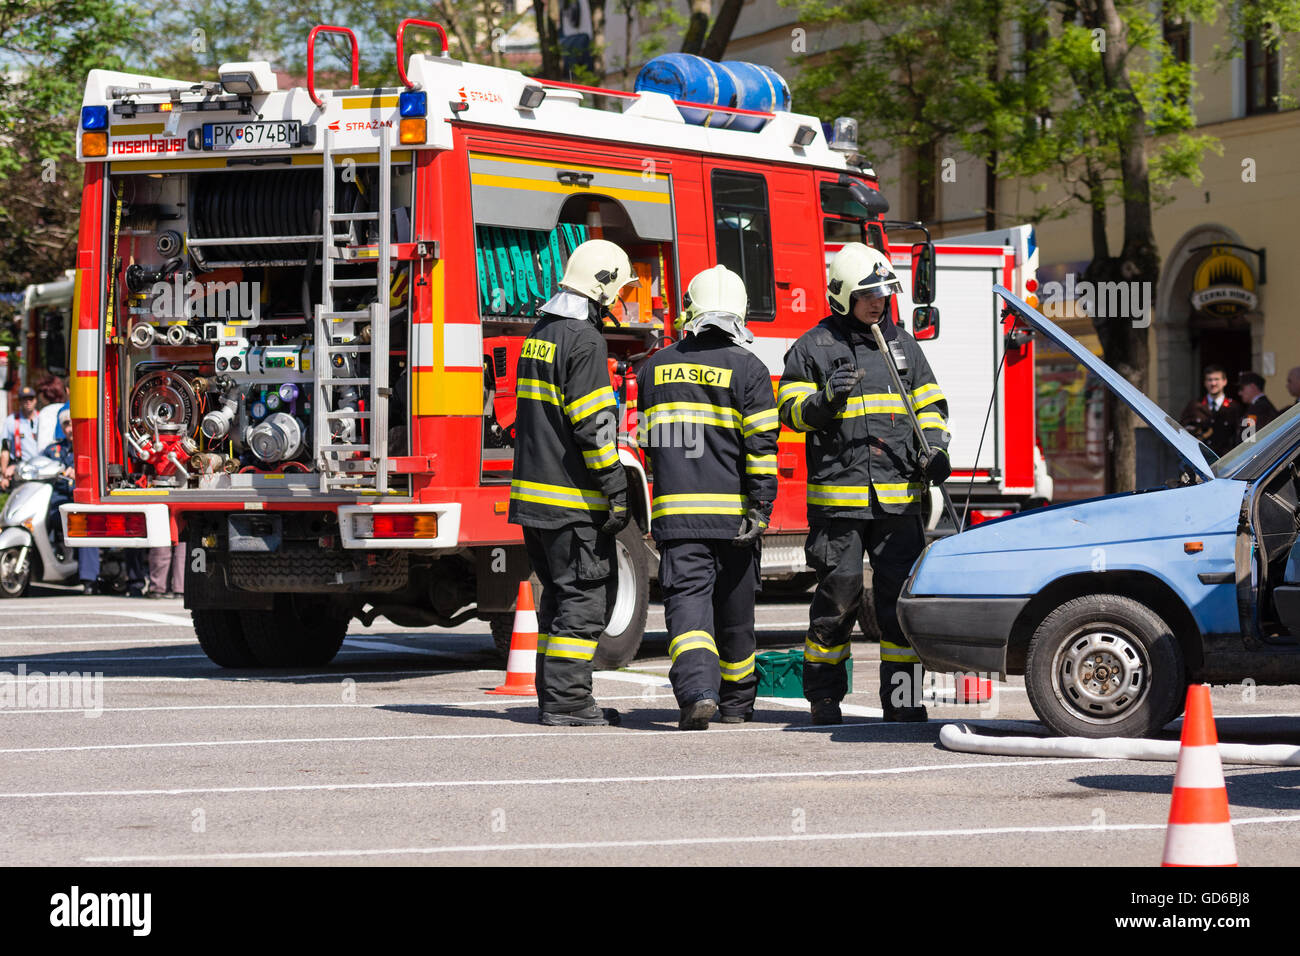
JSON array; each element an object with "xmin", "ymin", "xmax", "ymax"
[
  {"xmin": 827, "ymin": 243, "xmax": 902, "ymax": 315},
  {"xmin": 680, "ymin": 264, "xmax": 749, "ymax": 333},
  {"xmin": 558, "ymin": 239, "xmax": 636, "ymax": 307}
]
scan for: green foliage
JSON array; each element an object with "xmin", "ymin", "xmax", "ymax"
[{"xmin": 0, "ymin": 1, "xmax": 142, "ymax": 289}]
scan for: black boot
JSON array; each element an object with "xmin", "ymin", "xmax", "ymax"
[
  {"xmin": 880, "ymin": 661, "xmax": 928, "ymax": 722},
  {"xmin": 810, "ymin": 698, "xmax": 842, "ymax": 725},
  {"xmin": 539, "ymin": 704, "xmax": 621, "ymax": 727},
  {"xmin": 678, "ymin": 697, "xmax": 718, "ymax": 731}
]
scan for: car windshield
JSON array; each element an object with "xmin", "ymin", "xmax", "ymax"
[{"xmin": 1211, "ymin": 402, "xmax": 1300, "ymax": 477}]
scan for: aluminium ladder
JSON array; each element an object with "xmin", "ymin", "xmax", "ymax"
[{"xmin": 313, "ymin": 130, "xmax": 392, "ymax": 494}]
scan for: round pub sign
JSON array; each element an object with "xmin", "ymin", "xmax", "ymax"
[{"xmin": 1191, "ymin": 248, "xmax": 1258, "ymax": 318}]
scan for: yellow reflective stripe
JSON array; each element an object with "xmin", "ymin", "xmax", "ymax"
[
  {"xmin": 510, "ymin": 479, "xmax": 610, "ymax": 511},
  {"xmin": 517, "ymin": 377, "xmax": 563, "ymax": 406},
  {"xmin": 881, "ymin": 640, "xmax": 920, "ymax": 663},
  {"xmin": 581, "ymin": 443, "xmax": 619, "ymax": 468},
  {"xmin": 777, "ymin": 381, "xmax": 817, "ymax": 402},
  {"xmin": 536, "ymin": 633, "xmax": 549, "ymax": 653},
  {"xmin": 668, "ymin": 630, "xmax": 718, "ymax": 660},
  {"xmin": 910, "ymin": 383, "xmax": 945, "ymax": 410},
  {"xmin": 745, "ymin": 454, "xmax": 778, "ymax": 475},
  {"xmin": 719, "ymin": 654, "xmax": 755, "ymax": 681},
  {"xmin": 644, "ymin": 401, "xmax": 741, "ymax": 430},
  {"xmin": 807, "ymin": 483, "xmax": 872, "ymax": 507},
  {"xmin": 839, "ymin": 393, "xmax": 908, "ymax": 418},
  {"xmin": 803, "ymin": 639, "xmax": 850, "ymax": 665},
  {"xmin": 741, "ymin": 408, "xmax": 779, "ymax": 436},
  {"xmin": 565, "ymin": 386, "xmax": 616, "ymax": 422},
  {"xmin": 545, "ymin": 635, "xmax": 599, "ymax": 660},
  {"xmin": 779, "ymin": 391, "xmax": 815, "ymax": 432},
  {"xmin": 651, "ymin": 493, "xmax": 747, "ymax": 518},
  {"xmin": 873, "ymin": 482, "xmax": 926, "ymax": 504},
  {"xmin": 917, "ymin": 411, "xmax": 947, "ymax": 429}
]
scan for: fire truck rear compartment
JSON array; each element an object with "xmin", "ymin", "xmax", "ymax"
[
  {"xmin": 105, "ymin": 158, "xmax": 412, "ymax": 497},
  {"xmin": 184, "ymin": 510, "xmax": 478, "ymax": 627}
]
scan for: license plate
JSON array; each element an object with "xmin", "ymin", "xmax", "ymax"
[{"xmin": 204, "ymin": 121, "xmax": 301, "ymax": 150}]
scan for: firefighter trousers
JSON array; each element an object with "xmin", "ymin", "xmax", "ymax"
[
  {"xmin": 659, "ymin": 539, "xmax": 761, "ymax": 717},
  {"xmin": 802, "ymin": 512, "xmax": 925, "ymax": 708},
  {"xmin": 522, "ymin": 523, "xmax": 616, "ymax": 715}
]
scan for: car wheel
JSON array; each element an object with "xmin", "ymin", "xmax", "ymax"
[
  {"xmin": 0, "ymin": 547, "xmax": 31, "ymax": 599},
  {"xmin": 1025, "ymin": 594, "xmax": 1184, "ymax": 739},
  {"xmin": 592, "ymin": 522, "xmax": 650, "ymax": 670}
]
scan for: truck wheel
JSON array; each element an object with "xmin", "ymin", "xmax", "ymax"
[
  {"xmin": 593, "ymin": 522, "xmax": 650, "ymax": 670},
  {"xmin": 489, "ymin": 614, "xmax": 515, "ymax": 660},
  {"xmin": 0, "ymin": 548, "xmax": 31, "ymax": 599},
  {"xmin": 192, "ymin": 608, "xmax": 257, "ymax": 668},
  {"xmin": 1025, "ymin": 594, "xmax": 1184, "ymax": 739},
  {"xmin": 239, "ymin": 595, "xmax": 349, "ymax": 667},
  {"xmin": 857, "ymin": 587, "xmax": 882, "ymax": 642}
]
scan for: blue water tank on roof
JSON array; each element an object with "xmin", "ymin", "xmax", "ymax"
[{"xmin": 634, "ymin": 54, "xmax": 791, "ymax": 132}]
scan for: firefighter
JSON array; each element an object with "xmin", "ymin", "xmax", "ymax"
[
  {"xmin": 777, "ymin": 243, "xmax": 951, "ymax": 724},
  {"xmin": 638, "ymin": 265, "xmax": 778, "ymax": 729},
  {"xmin": 508, "ymin": 239, "xmax": 634, "ymax": 726}
]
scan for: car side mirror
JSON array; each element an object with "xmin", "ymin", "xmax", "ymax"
[
  {"xmin": 912, "ymin": 306, "xmax": 940, "ymax": 341},
  {"xmin": 911, "ymin": 241, "xmax": 936, "ymax": 305}
]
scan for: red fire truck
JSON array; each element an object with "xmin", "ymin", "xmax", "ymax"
[{"xmin": 63, "ymin": 20, "xmax": 1043, "ymax": 668}]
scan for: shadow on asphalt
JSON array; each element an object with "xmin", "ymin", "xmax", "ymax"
[{"xmin": 1070, "ymin": 770, "xmax": 1300, "ymax": 811}]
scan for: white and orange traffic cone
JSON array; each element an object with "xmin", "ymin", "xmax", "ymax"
[
  {"xmin": 487, "ymin": 582, "xmax": 539, "ymax": 697},
  {"xmin": 1161, "ymin": 684, "xmax": 1237, "ymax": 867}
]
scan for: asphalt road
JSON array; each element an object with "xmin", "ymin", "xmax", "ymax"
[{"xmin": 2, "ymin": 587, "xmax": 1299, "ymax": 867}]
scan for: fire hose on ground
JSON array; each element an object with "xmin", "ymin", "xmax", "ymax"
[{"xmin": 939, "ymin": 721, "xmax": 1300, "ymax": 767}]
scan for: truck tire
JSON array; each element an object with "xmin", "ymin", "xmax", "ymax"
[
  {"xmin": 239, "ymin": 595, "xmax": 349, "ymax": 667},
  {"xmin": 593, "ymin": 522, "xmax": 650, "ymax": 670},
  {"xmin": 1025, "ymin": 594, "xmax": 1185, "ymax": 739},
  {"xmin": 490, "ymin": 614, "xmax": 515, "ymax": 660},
  {"xmin": 857, "ymin": 587, "xmax": 882, "ymax": 642},
  {"xmin": 192, "ymin": 608, "xmax": 258, "ymax": 668}
]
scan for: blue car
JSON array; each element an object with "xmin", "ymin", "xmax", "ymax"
[{"xmin": 898, "ymin": 286, "xmax": 1300, "ymax": 738}]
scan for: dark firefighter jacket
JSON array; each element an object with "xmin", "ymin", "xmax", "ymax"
[
  {"xmin": 778, "ymin": 313, "xmax": 950, "ymax": 520},
  {"xmin": 637, "ymin": 330, "xmax": 779, "ymax": 541},
  {"xmin": 508, "ymin": 312, "xmax": 628, "ymax": 529}
]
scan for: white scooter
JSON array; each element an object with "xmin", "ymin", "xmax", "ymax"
[{"xmin": 0, "ymin": 455, "xmax": 78, "ymax": 598}]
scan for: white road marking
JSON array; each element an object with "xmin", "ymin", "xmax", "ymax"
[
  {"xmin": 0, "ymin": 627, "xmax": 188, "ymax": 636},
  {"xmin": 343, "ymin": 638, "xmax": 442, "ymax": 656},
  {"xmin": 0, "ymin": 668, "xmax": 464, "ymax": 684},
  {"xmin": 0, "ymin": 757, "xmax": 1118, "ymax": 799},
  {"xmin": 0, "ymin": 692, "xmax": 672, "ymax": 716},
  {"xmin": 94, "ymin": 610, "xmax": 194, "ymax": 626},
  {"xmin": 83, "ymin": 812, "xmax": 1300, "ymax": 863}
]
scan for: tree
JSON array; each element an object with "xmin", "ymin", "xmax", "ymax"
[
  {"xmin": 0, "ymin": 0, "xmax": 141, "ymax": 292},
  {"xmin": 681, "ymin": 0, "xmax": 744, "ymax": 59},
  {"xmin": 788, "ymin": 0, "xmax": 1300, "ymax": 492}
]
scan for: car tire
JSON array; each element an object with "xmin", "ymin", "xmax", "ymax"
[
  {"xmin": 592, "ymin": 522, "xmax": 650, "ymax": 671},
  {"xmin": 192, "ymin": 608, "xmax": 258, "ymax": 668},
  {"xmin": 1025, "ymin": 594, "xmax": 1185, "ymax": 738}
]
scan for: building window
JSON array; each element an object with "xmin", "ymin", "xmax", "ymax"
[
  {"xmin": 1245, "ymin": 35, "xmax": 1280, "ymax": 115},
  {"xmin": 711, "ymin": 170, "xmax": 775, "ymax": 319},
  {"xmin": 1162, "ymin": 7, "xmax": 1191, "ymax": 64}
]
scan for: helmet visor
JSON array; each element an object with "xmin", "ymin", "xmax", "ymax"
[{"xmin": 852, "ymin": 276, "xmax": 902, "ymax": 301}]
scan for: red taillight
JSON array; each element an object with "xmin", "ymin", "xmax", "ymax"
[
  {"xmin": 969, "ymin": 509, "xmax": 1012, "ymax": 525},
  {"xmin": 67, "ymin": 512, "xmax": 147, "ymax": 538},
  {"xmin": 357, "ymin": 513, "xmax": 438, "ymax": 539}
]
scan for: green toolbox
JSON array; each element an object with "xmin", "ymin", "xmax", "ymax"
[{"xmin": 755, "ymin": 649, "xmax": 852, "ymax": 698}]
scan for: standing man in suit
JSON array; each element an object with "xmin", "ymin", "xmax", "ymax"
[{"xmin": 1180, "ymin": 365, "xmax": 1242, "ymax": 456}]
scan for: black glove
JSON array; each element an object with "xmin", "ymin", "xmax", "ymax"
[
  {"xmin": 732, "ymin": 507, "xmax": 769, "ymax": 547},
  {"xmin": 600, "ymin": 489, "xmax": 631, "ymax": 535},
  {"xmin": 920, "ymin": 447, "xmax": 951, "ymax": 485},
  {"xmin": 824, "ymin": 365, "xmax": 863, "ymax": 404}
]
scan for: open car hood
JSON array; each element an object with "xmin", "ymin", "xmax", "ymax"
[{"xmin": 995, "ymin": 285, "xmax": 1216, "ymax": 481}]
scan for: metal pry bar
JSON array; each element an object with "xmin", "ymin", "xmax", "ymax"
[{"xmin": 869, "ymin": 320, "xmax": 962, "ymax": 532}]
